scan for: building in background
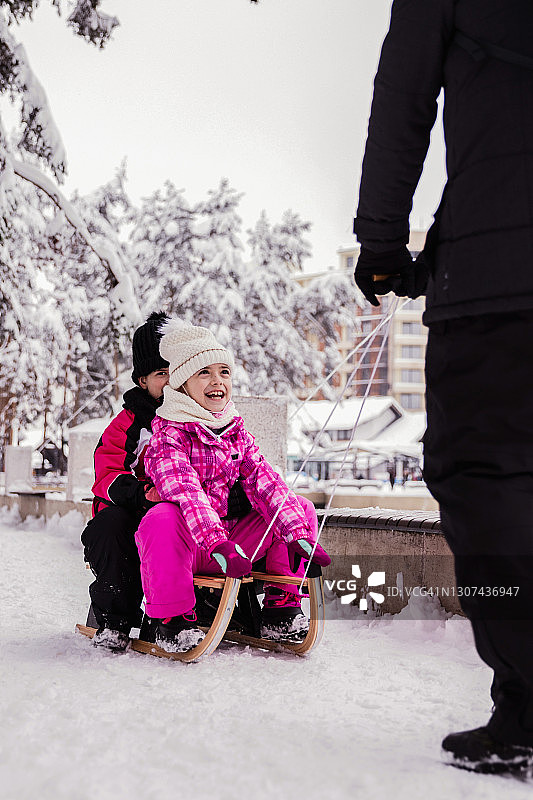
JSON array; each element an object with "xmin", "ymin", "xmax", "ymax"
[{"xmin": 288, "ymin": 395, "xmax": 425, "ymax": 485}]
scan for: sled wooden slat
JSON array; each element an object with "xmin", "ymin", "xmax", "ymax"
[
  {"xmin": 77, "ymin": 624, "xmax": 98, "ymax": 638},
  {"xmin": 249, "ymin": 571, "xmax": 309, "ymax": 587},
  {"xmin": 193, "ymin": 574, "xmax": 253, "ymax": 590}
]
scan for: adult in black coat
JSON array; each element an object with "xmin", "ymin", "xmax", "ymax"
[{"xmin": 353, "ymin": 0, "xmax": 533, "ymax": 775}]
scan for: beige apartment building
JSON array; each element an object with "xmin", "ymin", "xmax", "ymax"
[{"xmin": 297, "ymin": 231, "xmax": 428, "ymax": 411}]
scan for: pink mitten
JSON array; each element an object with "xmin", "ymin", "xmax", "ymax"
[{"xmin": 288, "ymin": 538, "xmax": 331, "ymax": 567}]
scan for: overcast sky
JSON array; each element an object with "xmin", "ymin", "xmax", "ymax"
[{"xmin": 13, "ymin": 0, "xmax": 446, "ymax": 272}]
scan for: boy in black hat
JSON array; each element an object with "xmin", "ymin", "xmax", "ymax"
[{"xmin": 80, "ymin": 312, "xmax": 169, "ymax": 651}]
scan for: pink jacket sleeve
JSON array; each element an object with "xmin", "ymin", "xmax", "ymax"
[
  {"xmin": 239, "ymin": 430, "xmax": 312, "ymax": 544},
  {"xmin": 144, "ymin": 427, "xmax": 228, "ymax": 554}
]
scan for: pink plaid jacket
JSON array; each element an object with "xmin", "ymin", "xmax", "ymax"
[{"xmin": 144, "ymin": 415, "xmax": 313, "ymax": 554}]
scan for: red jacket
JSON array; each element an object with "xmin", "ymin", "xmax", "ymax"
[{"xmin": 91, "ymin": 387, "xmax": 161, "ymax": 516}]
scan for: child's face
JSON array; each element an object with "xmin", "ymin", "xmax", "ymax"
[
  {"xmin": 139, "ymin": 368, "xmax": 169, "ymax": 400},
  {"xmin": 184, "ymin": 363, "xmax": 232, "ymax": 412}
]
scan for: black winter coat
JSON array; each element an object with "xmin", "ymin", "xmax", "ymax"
[{"xmin": 353, "ymin": 0, "xmax": 533, "ymax": 324}]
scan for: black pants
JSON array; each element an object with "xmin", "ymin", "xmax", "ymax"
[
  {"xmin": 424, "ymin": 311, "xmax": 533, "ymax": 746},
  {"xmin": 81, "ymin": 505, "xmax": 144, "ymax": 631}
]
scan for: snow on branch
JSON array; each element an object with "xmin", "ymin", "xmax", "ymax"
[
  {"xmin": 14, "ymin": 46, "xmax": 67, "ymax": 177},
  {"xmin": 1, "ymin": 2, "xmax": 38, "ymax": 25},
  {"xmin": 66, "ymin": 0, "xmax": 119, "ymax": 48},
  {"xmin": 0, "ymin": 14, "xmax": 67, "ymax": 178},
  {"xmin": 12, "ymin": 158, "xmax": 142, "ymax": 325}
]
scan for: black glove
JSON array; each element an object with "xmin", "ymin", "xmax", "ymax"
[{"xmin": 354, "ymin": 246, "xmax": 428, "ymax": 307}]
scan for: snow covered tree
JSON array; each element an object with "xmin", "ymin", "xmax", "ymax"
[
  {"xmin": 51, "ymin": 167, "xmax": 135, "ymax": 430},
  {"xmin": 292, "ymin": 272, "xmax": 360, "ymax": 385},
  {"xmin": 0, "ymin": 176, "xmax": 60, "ymax": 462},
  {"xmin": 249, "ymin": 209, "xmax": 312, "ymax": 274},
  {"xmin": 272, "ymin": 210, "xmax": 312, "ymax": 273},
  {"xmin": 130, "ymin": 184, "xmax": 356, "ymax": 399},
  {"xmin": 247, "ymin": 209, "xmax": 275, "ymax": 269},
  {"xmin": 0, "ymin": 1, "xmax": 140, "ymax": 327},
  {"xmin": 132, "ymin": 178, "xmax": 247, "ymax": 383},
  {"xmin": 130, "ymin": 180, "xmax": 198, "ymax": 316},
  {"xmin": 245, "ymin": 209, "xmax": 359, "ymax": 397},
  {"xmin": 181, "ymin": 178, "xmax": 246, "ymax": 347},
  {"xmin": 0, "ymin": 0, "xmax": 137, "ymax": 452},
  {"xmin": 0, "ymin": 165, "xmax": 136, "ymax": 466},
  {"xmin": 242, "ymin": 211, "xmax": 323, "ymax": 394},
  {"xmin": 0, "ymin": 1, "xmax": 118, "ymax": 178}
]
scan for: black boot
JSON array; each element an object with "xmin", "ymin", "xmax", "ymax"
[
  {"xmin": 260, "ymin": 587, "xmax": 309, "ymax": 642},
  {"xmin": 442, "ymin": 726, "xmax": 533, "ymax": 775},
  {"xmin": 154, "ymin": 609, "xmax": 205, "ymax": 653},
  {"xmin": 194, "ymin": 586, "xmax": 246, "ymax": 632},
  {"xmin": 92, "ymin": 625, "xmax": 130, "ymax": 653}
]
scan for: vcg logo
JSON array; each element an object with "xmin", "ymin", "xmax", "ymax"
[{"xmin": 325, "ymin": 564, "xmax": 386, "ymax": 610}]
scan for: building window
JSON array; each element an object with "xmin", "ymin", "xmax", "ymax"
[
  {"xmin": 400, "ymin": 369, "xmax": 423, "ymax": 383},
  {"xmin": 400, "ymin": 393, "xmax": 423, "ymax": 410},
  {"xmin": 401, "ymin": 345, "xmax": 424, "ymax": 359},
  {"xmin": 358, "ymin": 366, "xmax": 388, "ymax": 385},
  {"xmin": 361, "ymin": 320, "xmax": 373, "ymax": 333},
  {"xmin": 346, "ymin": 256, "xmax": 354, "ymax": 270},
  {"xmin": 337, "ymin": 429, "xmax": 352, "ymax": 441},
  {"xmin": 402, "ymin": 321, "xmax": 423, "ymax": 335}
]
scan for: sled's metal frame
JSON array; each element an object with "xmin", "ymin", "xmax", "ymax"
[{"xmin": 76, "ymin": 569, "xmax": 325, "ymax": 662}]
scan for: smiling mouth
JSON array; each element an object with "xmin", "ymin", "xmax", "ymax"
[{"xmin": 205, "ymin": 391, "xmax": 225, "ymax": 400}]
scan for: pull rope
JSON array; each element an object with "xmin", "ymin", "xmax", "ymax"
[
  {"xmin": 249, "ymin": 297, "xmax": 400, "ymax": 564},
  {"xmin": 248, "ymin": 317, "xmax": 385, "ymax": 562},
  {"xmin": 288, "ymin": 302, "xmax": 405, "ymax": 422},
  {"xmin": 298, "ymin": 298, "xmax": 398, "ymax": 591}
]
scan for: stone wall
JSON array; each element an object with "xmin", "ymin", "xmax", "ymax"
[{"xmin": 318, "ymin": 508, "xmax": 459, "ymax": 614}]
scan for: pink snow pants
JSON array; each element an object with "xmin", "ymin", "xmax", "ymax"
[{"xmin": 134, "ymin": 496, "xmax": 317, "ymax": 619}]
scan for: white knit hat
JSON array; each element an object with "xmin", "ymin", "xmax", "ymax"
[{"xmin": 159, "ymin": 319, "xmax": 235, "ymax": 389}]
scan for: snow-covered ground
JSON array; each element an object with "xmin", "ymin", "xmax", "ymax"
[{"xmin": 1, "ymin": 505, "xmax": 531, "ymax": 800}]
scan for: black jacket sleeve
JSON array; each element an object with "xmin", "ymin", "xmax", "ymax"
[{"xmin": 354, "ymin": 0, "xmax": 455, "ymax": 251}]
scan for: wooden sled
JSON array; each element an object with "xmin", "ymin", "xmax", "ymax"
[{"xmin": 76, "ymin": 567, "xmax": 325, "ymax": 663}]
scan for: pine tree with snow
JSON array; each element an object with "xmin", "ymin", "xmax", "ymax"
[
  {"xmin": 242, "ymin": 210, "xmax": 323, "ymax": 395},
  {"xmin": 245, "ymin": 209, "xmax": 359, "ymax": 397},
  {"xmin": 247, "ymin": 209, "xmax": 275, "ymax": 269},
  {"xmin": 133, "ymin": 178, "xmax": 248, "ymax": 385},
  {"xmin": 272, "ymin": 210, "xmax": 312, "ymax": 273},
  {"xmin": 182, "ymin": 178, "xmax": 246, "ymax": 349},
  {"xmin": 130, "ymin": 180, "xmax": 198, "ymax": 316}
]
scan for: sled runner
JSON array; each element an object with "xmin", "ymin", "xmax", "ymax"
[{"xmin": 76, "ymin": 566, "xmax": 325, "ymax": 662}]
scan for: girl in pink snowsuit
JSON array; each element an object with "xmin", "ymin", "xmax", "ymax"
[{"xmin": 135, "ymin": 319, "xmax": 330, "ymax": 653}]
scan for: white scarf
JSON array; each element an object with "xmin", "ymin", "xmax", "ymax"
[{"xmin": 157, "ymin": 384, "xmax": 238, "ymax": 429}]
